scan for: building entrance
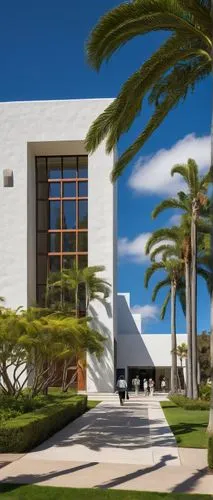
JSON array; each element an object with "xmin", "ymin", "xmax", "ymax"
[{"xmin": 128, "ymin": 366, "xmax": 156, "ymax": 391}]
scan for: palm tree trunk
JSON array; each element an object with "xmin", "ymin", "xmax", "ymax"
[
  {"xmin": 185, "ymin": 259, "xmax": 193, "ymax": 399},
  {"xmin": 191, "ymin": 203, "xmax": 198, "ymax": 400},
  {"xmin": 171, "ymin": 281, "xmax": 178, "ymax": 393}
]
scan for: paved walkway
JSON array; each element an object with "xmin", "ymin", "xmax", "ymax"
[{"xmin": 0, "ymin": 395, "xmax": 212, "ymax": 495}]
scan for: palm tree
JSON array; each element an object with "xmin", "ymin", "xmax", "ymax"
[
  {"xmin": 144, "ymin": 258, "xmax": 184, "ymax": 393},
  {"xmin": 146, "ymin": 223, "xmax": 194, "ymax": 396},
  {"xmin": 85, "ymin": 1, "xmax": 212, "ymax": 179},
  {"xmin": 152, "ymin": 159, "xmax": 210, "ymax": 399}
]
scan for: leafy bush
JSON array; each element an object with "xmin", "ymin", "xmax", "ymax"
[
  {"xmin": 199, "ymin": 384, "xmax": 211, "ymax": 401},
  {"xmin": 0, "ymin": 395, "xmax": 43, "ymax": 424},
  {"xmin": 170, "ymin": 394, "xmax": 209, "ymax": 411},
  {"xmin": 208, "ymin": 435, "xmax": 213, "ymax": 470},
  {"xmin": 0, "ymin": 395, "xmax": 87, "ymax": 453}
]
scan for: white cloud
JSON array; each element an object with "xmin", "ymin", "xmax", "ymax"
[
  {"xmin": 131, "ymin": 304, "xmax": 159, "ymax": 322},
  {"xmin": 168, "ymin": 214, "xmax": 182, "ymax": 226},
  {"xmin": 118, "ymin": 232, "xmax": 174, "ymax": 263},
  {"xmin": 129, "ymin": 134, "xmax": 210, "ymax": 196},
  {"xmin": 118, "ymin": 233, "xmax": 151, "ymax": 262}
]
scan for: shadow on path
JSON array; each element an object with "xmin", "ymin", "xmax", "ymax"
[
  {"xmin": 172, "ymin": 467, "xmax": 209, "ymax": 493},
  {"xmin": 96, "ymin": 454, "xmax": 176, "ymax": 489},
  {"xmin": 1, "ymin": 462, "xmax": 98, "ymax": 488}
]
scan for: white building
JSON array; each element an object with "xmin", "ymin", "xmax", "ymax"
[{"xmin": 0, "ymin": 99, "xmax": 186, "ymax": 393}]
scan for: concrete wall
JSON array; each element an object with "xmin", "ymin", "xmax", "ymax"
[
  {"xmin": 117, "ymin": 292, "xmax": 187, "ymax": 376},
  {"xmin": 0, "ymin": 98, "xmax": 116, "ymax": 393},
  {"xmin": 117, "ymin": 333, "xmax": 187, "ymax": 370}
]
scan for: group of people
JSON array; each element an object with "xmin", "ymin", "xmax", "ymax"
[{"xmin": 116, "ymin": 374, "xmax": 160, "ymax": 406}]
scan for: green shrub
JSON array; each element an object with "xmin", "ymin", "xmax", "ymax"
[
  {"xmin": 170, "ymin": 394, "xmax": 209, "ymax": 411},
  {"xmin": 208, "ymin": 435, "xmax": 213, "ymax": 470},
  {"xmin": 199, "ymin": 384, "xmax": 211, "ymax": 401},
  {"xmin": 0, "ymin": 395, "xmax": 44, "ymax": 424},
  {"xmin": 0, "ymin": 395, "xmax": 87, "ymax": 453}
]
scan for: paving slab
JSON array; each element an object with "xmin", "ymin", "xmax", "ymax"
[
  {"xmin": 0, "ymin": 459, "xmax": 212, "ymax": 495},
  {"xmin": 0, "ymin": 396, "xmax": 211, "ymax": 495}
]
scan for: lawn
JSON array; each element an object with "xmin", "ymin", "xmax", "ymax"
[
  {"xmin": 161, "ymin": 401, "xmax": 209, "ymax": 448},
  {"xmin": 0, "ymin": 485, "xmax": 212, "ymax": 500}
]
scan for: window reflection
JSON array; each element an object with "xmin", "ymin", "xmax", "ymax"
[
  {"xmin": 49, "ymin": 201, "xmax": 61, "ymax": 229},
  {"xmin": 78, "ymin": 200, "xmax": 88, "ymax": 229},
  {"xmin": 63, "ymin": 201, "xmax": 76, "ymax": 229}
]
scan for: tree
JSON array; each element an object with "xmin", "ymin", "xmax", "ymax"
[
  {"xmin": 144, "ymin": 259, "xmax": 184, "ymax": 393},
  {"xmin": 85, "ymin": 0, "xmax": 212, "ymax": 179},
  {"xmin": 0, "ymin": 305, "xmax": 106, "ymax": 397},
  {"xmin": 45, "ymin": 264, "xmax": 110, "ymax": 390},
  {"xmin": 197, "ymin": 331, "xmax": 210, "ymax": 382},
  {"xmin": 152, "ymin": 159, "xmax": 210, "ymax": 399}
]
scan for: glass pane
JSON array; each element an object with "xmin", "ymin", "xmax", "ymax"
[
  {"xmin": 37, "ymin": 285, "xmax": 46, "ymax": 307},
  {"xmin": 63, "ymin": 232, "xmax": 76, "ymax": 252},
  {"xmin": 37, "ymin": 232, "xmax": 48, "ymax": 254},
  {"xmin": 36, "ymin": 158, "xmax": 47, "ymax": 181},
  {"xmin": 37, "ymin": 255, "xmax": 47, "ymax": 284},
  {"xmin": 37, "ymin": 201, "xmax": 48, "ymax": 231},
  {"xmin": 78, "ymin": 157, "xmax": 88, "ymax": 178},
  {"xmin": 78, "ymin": 182, "xmax": 88, "ymax": 197},
  {"xmin": 49, "ymin": 256, "xmax": 60, "ymax": 272},
  {"xmin": 49, "ymin": 201, "xmax": 61, "ymax": 229},
  {"xmin": 48, "ymin": 157, "xmax": 61, "ymax": 179},
  {"xmin": 49, "ymin": 182, "xmax": 60, "ymax": 198},
  {"xmin": 49, "ymin": 233, "xmax": 60, "ymax": 252},
  {"xmin": 37, "ymin": 182, "xmax": 48, "ymax": 200},
  {"xmin": 63, "ymin": 157, "xmax": 77, "ymax": 178},
  {"xmin": 78, "ymin": 232, "xmax": 88, "ymax": 252},
  {"xmin": 63, "ymin": 201, "xmax": 76, "ymax": 229},
  {"xmin": 78, "ymin": 200, "xmax": 88, "ymax": 229},
  {"xmin": 78, "ymin": 255, "xmax": 88, "ymax": 269},
  {"xmin": 63, "ymin": 255, "xmax": 76, "ymax": 269},
  {"xmin": 63, "ymin": 182, "xmax": 76, "ymax": 198}
]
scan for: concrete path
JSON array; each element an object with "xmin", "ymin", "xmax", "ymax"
[{"xmin": 0, "ymin": 395, "xmax": 212, "ymax": 495}]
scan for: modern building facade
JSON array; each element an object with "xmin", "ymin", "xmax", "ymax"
[
  {"xmin": 0, "ymin": 98, "xmax": 117, "ymax": 393},
  {"xmin": 0, "ymin": 99, "xmax": 186, "ymax": 394}
]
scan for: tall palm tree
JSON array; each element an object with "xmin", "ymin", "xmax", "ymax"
[
  {"xmin": 85, "ymin": 0, "xmax": 212, "ymax": 179},
  {"xmin": 152, "ymin": 159, "xmax": 210, "ymax": 398},
  {"xmin": 144, "ymin": 258, "xmax": 184, "ymax": 393}
]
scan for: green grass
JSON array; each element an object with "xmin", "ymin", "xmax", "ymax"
[
  {"xmin": 161, "ymin": 401, "xmax": 209, "ymax": 448},
  {"xmin": 0, "ymin": 485, "xmax": 212, "ymax": 500},
  {"xmin": 87, "ymin": 400, "xmax": 100, "ymax": 410}
]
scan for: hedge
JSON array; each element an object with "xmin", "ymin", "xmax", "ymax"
[
  {"xmin": 169, "ymin": 394, "xmax": 209, "ymax": 411},
  {"xmin": 208, "ymin": 435, "xmax": 213, "ymax": 470},
  {"xmin": 0, "ymin": 395, "xmax": 87, "ymax": 453}
]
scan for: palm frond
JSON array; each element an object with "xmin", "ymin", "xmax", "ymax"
[
  {"xmin": 152, "ymin": 199, "xmax": 186, "ymax": 219},
  {"xmin": 145, "ymin": 227, "xmax": 179, "ymax": 254},
  {"xmin": 87, "ymin": 0, "xmax": 211, "ymax": 70},
  {"xmin": 160, "ymin": 290, "xmax": 171, "ymax": 320},
  {"xmin": 144, "ymin": 262, "xmax": 165, "ymax": 288},
  {"xmin": 152, "ymin": 278, "xmax": 170, "ymax": 301},
  {"xmin": 150, "ymin": 244, "xmax": 176, "ymax": 261}
]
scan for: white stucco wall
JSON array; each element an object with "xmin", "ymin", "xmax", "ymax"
[
  {"xmin": 0, "ymin": 98, "xmax": 116, "ymax": 393},
  {"xmin": 117, "ymin": 333, "xmax": 187, "ymax": 370}
]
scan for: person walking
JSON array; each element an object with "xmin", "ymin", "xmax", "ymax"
[
  {"xmin": 132, "ymin": 374, "xmax": 140, "ymax": 395},
  {"xmin": 143, "ymin": 378, "xmax": 148, "ymax": 397},
  {"xmin": 116, "ymin": 375, "xmax": 127, "ymax": 406},
  {"xmin": 149, "ymin": 378, "xmax": 155, "ymax": 397},
  {"xmin": 161, "ymin": 377, "xmax": 166, "ymax": 393}
]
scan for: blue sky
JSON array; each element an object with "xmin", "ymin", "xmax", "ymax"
[{"xmin": 0, "ymin": 0, "xmax": 211, "ymax": 333}]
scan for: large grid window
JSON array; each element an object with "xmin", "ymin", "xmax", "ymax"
[{"xmin": 36, "ymin": 156, "xmax": 88, "ymax": 305}]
